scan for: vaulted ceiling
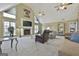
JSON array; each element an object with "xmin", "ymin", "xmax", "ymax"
[
  {"xmin": 28, "ymin": 3, "xmax": 79, "ymax": 23},
  {"xmin": 0, "ymin": 3, "xmax": 79, "ymax": 23},
  {"xmin": 0, "ymin": 3, "xmax": 16, "ymax": 12}
]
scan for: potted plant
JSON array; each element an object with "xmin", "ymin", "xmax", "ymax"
[{"xmin": 8, "ymin": 26, "xmax": 14, "ymax": 37}]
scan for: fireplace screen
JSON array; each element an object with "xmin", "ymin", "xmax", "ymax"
[{"xmin": 24, "ymin": 29, "xmax": 30, "ymax": 35}]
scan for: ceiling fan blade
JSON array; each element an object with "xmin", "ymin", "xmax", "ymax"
[
  {"xmin": 64, "ymin": 3, "xmax": 72, "ymax": 5},
  {"xmin": 67, "ymin": 3, "xmax": 72, "ymax": 5}
]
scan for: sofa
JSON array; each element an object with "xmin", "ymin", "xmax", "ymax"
[{"xmin": 58, "ymin": 32, "xmax": 79, "ymax": 56}]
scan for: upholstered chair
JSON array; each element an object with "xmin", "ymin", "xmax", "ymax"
[{"xmin": 35, "ymin": 30, "xmax": 51, "ymax": 44}]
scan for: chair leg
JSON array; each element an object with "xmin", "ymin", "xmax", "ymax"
[{"xmin": 11, "ymin": 39, "xmax": 13, "ymax": 48}]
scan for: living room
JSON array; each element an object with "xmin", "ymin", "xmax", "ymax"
[{"xmin": 0, "ymin": 3, "xmax": 79, "ymax": 56}]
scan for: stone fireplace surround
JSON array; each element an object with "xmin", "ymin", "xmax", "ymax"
[
  {"xmin": 20, "ymin": 26, "xmax": 32, "ymax": 36},
  {"xmin": 20, "ymin": 18, "xmax": 33, "ymax": 36}
]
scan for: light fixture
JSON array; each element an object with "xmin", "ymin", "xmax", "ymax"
[
  {"xmin": 46, "ymin": 27, "xmax": 51, "ymax": 30},
  {"xmin": 59, "ymin": 6, "xmax": 67, "ymax": 10},
  {"xmin": 55, "ymin": 3, "xmax": 72, "ymax": 11}
]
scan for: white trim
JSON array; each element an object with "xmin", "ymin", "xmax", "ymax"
[{"xmin": 3, "ymin": 12, "xmax": 16, "ymax": 19}]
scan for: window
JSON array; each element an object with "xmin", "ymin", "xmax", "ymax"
[
  {"xmin": 4, "ymin": 21, "xmax": 16, "ymax": 36},
  {"xmin": 10, "ymin": 22, "xmax": 16, "ymax": 35},
  {"xmin": 35, "ymin": 24, "xmax": 39, "ymax": 34},
  {"xmin": 34, "ymin": 16, "xmax": 39, "ymax": 34},
  {"xmin": 4, "ymin": 21, "xmax": 10, "ymax": 36},
  {"xmin": 69, "ymin": 21, "xmax": 77, "ymax": 33}
]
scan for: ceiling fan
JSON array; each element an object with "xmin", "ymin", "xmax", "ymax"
[{"xmin": 55, "ymin": 3, "xmax": 72, "ymax": 11}]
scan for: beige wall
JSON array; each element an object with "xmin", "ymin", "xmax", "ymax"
[
  {"xmin": 16, "ymin": 4, "xmax": 34, "ymax": 36},
  {"xmin": 77, "ymin": 12, "xmax": 79, "ymax": 32},
  {"xmin": 0, "ymin": 12, "xmax": 4, "ymax": 39},
  {"xmin": 42, "ymin": 22, "xmax": 58, "ymax": 32},
  {"xmin": 77, "ymin": 13, "xmax": 79, "ymax": 32},
  {"xmin": 64, "ymin": 20, "xmax": 77, "ymax": 33},
  {"xmin": 43, "ymin": 20, "xmax": 77, "ymax": 34}
]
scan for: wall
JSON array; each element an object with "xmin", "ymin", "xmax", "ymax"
[
  {"xmin": 42, "ymin": 22, "xmax": 58, "ymax": 32},
  {"xmin": 43, "ymin": 20, "xmax": 77, "ymax": 34},
  {"xmin": 4, "ymin": 17, "xmax": 15, "ymax": 22},
  {"xmin": 64, "ymin": 20, "xmax": 77, "ymax": 33},
  {"xmin": 16, "ymin": 4, "xmax": 34, "ymax": 36},
  {"xmin": 0, "ymin": 12, "xmax": 4, "ymax": 39},
  {"xmin": 38, "ymin": 23, "xmax": 42, "ymax": 33},
  {"xmin": 78, "ymin": 19, "xmax": 79, "ymax": 32},
  {"xmin": 77, "ymin": 12, "xmax": 79, "ymax": 32}
]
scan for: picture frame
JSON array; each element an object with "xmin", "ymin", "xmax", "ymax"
[
  {"xmin": 24, "ymin": 8, "xmax": 30, "ymax": 18},
  {"xmin": 58, "ymin": 22, "xmax": 64, "ymax": 35}
]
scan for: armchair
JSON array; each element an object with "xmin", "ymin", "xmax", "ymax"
[{"xmin": 35, "ymin": 30, "xmax": 51, "ymax": 44}]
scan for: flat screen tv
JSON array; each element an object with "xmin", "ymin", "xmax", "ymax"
[{"xmin": 23, "ymin": 21, "xmax": 32, "ymax": 27}]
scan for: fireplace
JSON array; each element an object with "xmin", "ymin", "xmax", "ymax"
[
  {"xmin": 21, "ymin": 19, "xmax": 32, "ymax": 35},
  {"xmin": 24, "ymin": 29, "xmax": 30, "ymax": 35}
]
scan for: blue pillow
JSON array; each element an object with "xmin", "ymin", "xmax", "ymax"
[{"xmin": 70, "ymin": 33, "xmax": 79, "ymax": 43}]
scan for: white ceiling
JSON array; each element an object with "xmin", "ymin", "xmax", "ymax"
[
  {"xmin": 0, "ymin": 3, "xmax": 79, "ymax": 23},
  {"xmin": 28, "ymin": 3, "xmax": 79, "ymax": 23},
  {"xmin": 0, "ymin": 3, "xmax": 16, "ymax": 12}
]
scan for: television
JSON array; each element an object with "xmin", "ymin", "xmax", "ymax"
[{"xmin": 23, "ymin": 21, "xmax": 32, "ymax": 26}]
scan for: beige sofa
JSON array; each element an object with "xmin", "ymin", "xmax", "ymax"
[{"xmin": 58, "ymin": 39, "xmax": 79, "ymax": 56}]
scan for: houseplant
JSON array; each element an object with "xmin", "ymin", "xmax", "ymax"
[{"xmin": 8, "ymin": 26, "xmax": 14, "ymax": 37}]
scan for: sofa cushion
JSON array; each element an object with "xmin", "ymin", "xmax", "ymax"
[{"xmin": 70, "ymin": 32, "xmax": 79, "ymax": 43}]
